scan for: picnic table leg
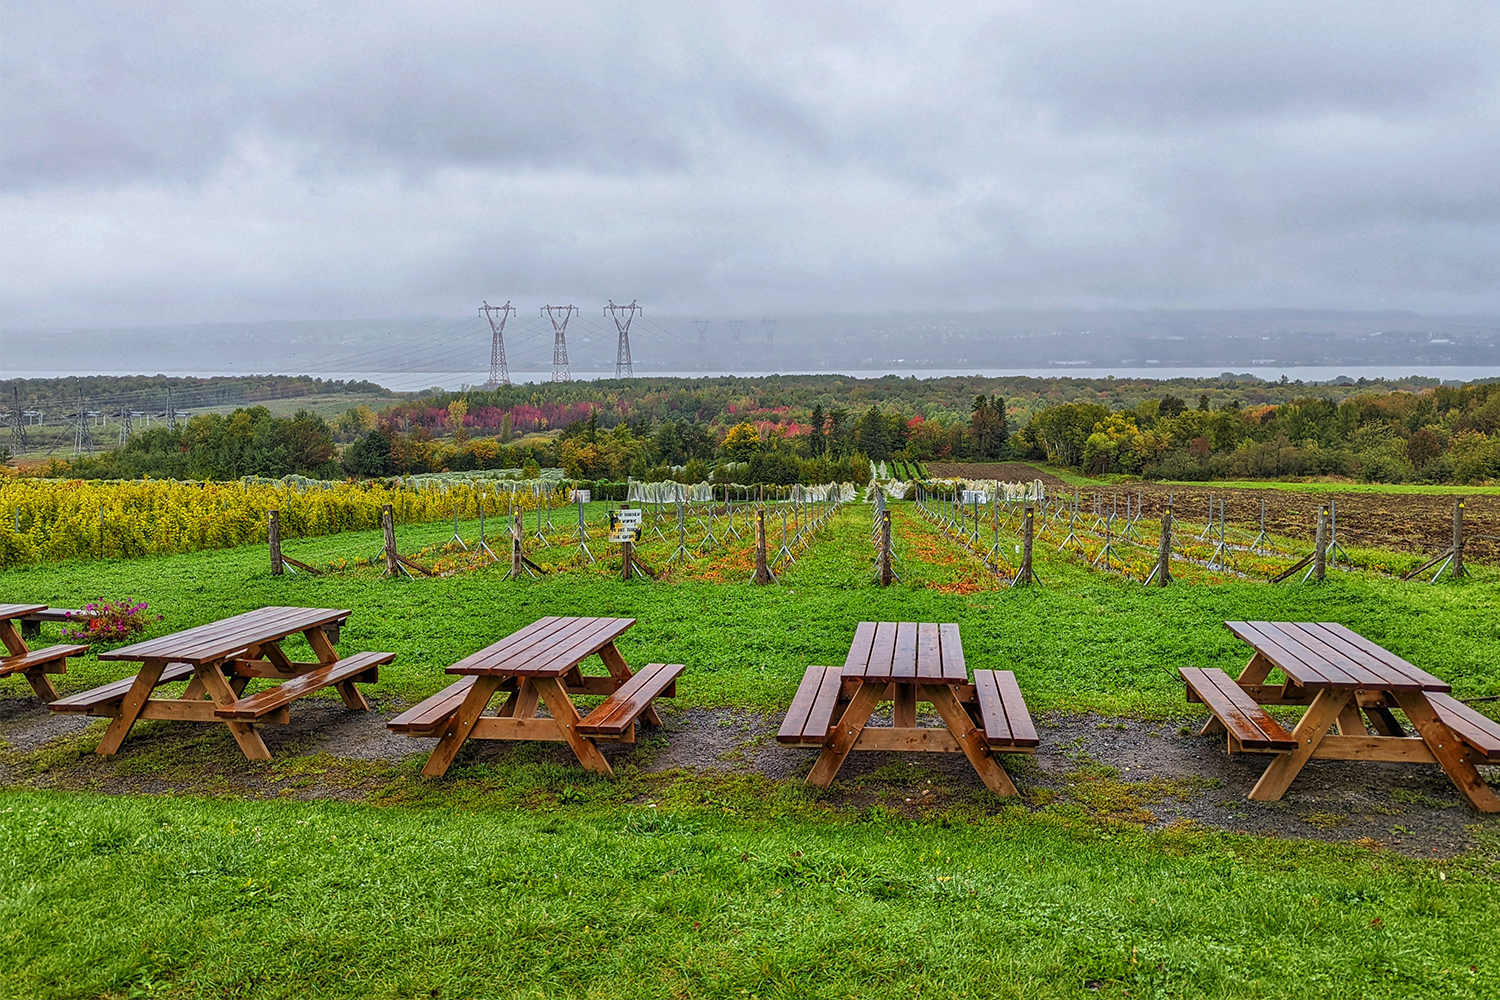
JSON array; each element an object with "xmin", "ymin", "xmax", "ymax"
[
  {"xmin": 97, "ymin": 659, "xmax": 167, "ymax": 755},
  {"xmin": 926, "ymin": 684, "xmax": 1019, "ymax": 797},
  {"xmin": 532, "ymin": 677, "xmax": 613, "ymax": 775},
  {"xmin": 1335, "ymin": 701, "xmax": 1368, "ymax": 736},
  {"xmin": 1248, "ymin": 689, "xmax": 1349, "ymax": 802},
  {"xmin": 598, "ymin": 642, "xmax": 662, "ymax": 727},
  {"xmin": 194, "ymin": 662, "xmax": 273, "ymax": 761},
  {"xmin": 22, "ymin": 667, "xmax": 61, "ymax": 703},
  {"xmin": 1363, "ymin": 704, "xmax": 1405, "ymax": 737},
  {"xmin": 422, "ymin": 676, "xmax": 503, "ymax": 778},
  {"xmin": 1393, "ymin": 691, "xmax": 1500, "ymax": 813},
  {"xmin": 300, "ymin": 627, "xmax": 370, "ymax": 710},
  {"xmin": 806, "ymin": 681, "xmax": 884, "ymax": 788},
  {"xmin": 893, "ymin": 682, "xmax": 917, "ymax": 729}
]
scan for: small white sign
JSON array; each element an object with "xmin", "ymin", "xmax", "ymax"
[
  {"xmin": 609, "ymin": 530, "xmax": 637, "ymax": 544},
  {"xmin": 614, "ymin": 508, "xmax": 643, "ymax": 527}
]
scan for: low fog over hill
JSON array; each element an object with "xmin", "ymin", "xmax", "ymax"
[{"xmin": 7, "ymin": 309, "xmax": 1497, "ymax": 378}]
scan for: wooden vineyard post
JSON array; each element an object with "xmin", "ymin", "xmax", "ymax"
[
  {"xmin": 1013, "ymin": 504, "xmax": 1035, "ymax": 585},
  {"xmin": 1453, "ymin": 501, "xmax": 1466, "ymax": 579},
  {"xmin": 511, "ymin": 515, "xmax": 524, "ymax": 579},
  {"xmin": 1313, "ymin": 508, "xmax": 1328, "ymax": 582},
  {"xmin": 268, "ymin": 509, "xmax": 283, "ymax": 576},
  {"xmin": 622, "ymin": 537, "xmax": 633, "ymax": 581},
  {"xmin": 878, "ymin": 510, "xmax": 893, "ymax": 587},
  {"xmin": 753, "ymin": 508, "xmax": 776, "ymax": 585},
  {"xmin": 382, "ymin": 504, "xmax": 399, "ymax": 577},
  {"xmin": 1154, "ymin": 505, "xmax": 1172, "ymax": 587}
]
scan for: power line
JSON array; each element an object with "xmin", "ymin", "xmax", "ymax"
[
  {"xmin": 604, "ymin": 299, "xmax": 641, "ymax": 378},
  {"xmin": 480, "ymin": 301, "xmax": 516, "ymax": 388},
  {"xmin": 541, "ymin": 304, "xmax": 577, "ymax": 382}
]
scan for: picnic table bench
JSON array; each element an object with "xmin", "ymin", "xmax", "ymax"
[
  {"xmin": 778, "ymin": 622, "xmax": 1036, "ymax": 795},
  {"xmin": 390, "ymin": 616, "xmax": 681, "ymax": 778},
  {"xmin": 47, "ymin": 606, "xmax": 393, "ymax": 761},
  {"xmin": 1184, "ymin": 620, "xmax": 1500, "ymax": 812},
  {"xmin": 0, "ymin": 604, "xmax": 90, "ymax": 702}
]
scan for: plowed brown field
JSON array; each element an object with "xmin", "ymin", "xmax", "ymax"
[{"xmin": 926, "ymin": 463, "xmax": 1499, "ymax": 563}]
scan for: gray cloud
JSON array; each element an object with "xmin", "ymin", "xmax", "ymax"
[{"xmin": 2, "ymin": 0, "xmax": 1499, "ymax": 329}]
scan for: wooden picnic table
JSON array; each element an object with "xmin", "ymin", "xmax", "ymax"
[
  {"xmin": 389, "ymin": 616, "xmax": 682, "ymax": 778},
  {"xmin": 777, "ymin": 622, "xmax": 1037, "ymax": 795},
  {"xmin": 1183, "ymin": 620, "xmax": 1500, "ymax": 812},
  {"xmin": 47, "ymin": 606, "xmax": 393, "ymax": 761},
  {"xmin": 0, "ymin": 604, "xmax": 90, "ymax": 702}
]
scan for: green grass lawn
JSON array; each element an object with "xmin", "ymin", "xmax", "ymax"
[
  {"xmin": 4, "ymin": 504, "xmax": 1500, "ymax": 998},
  {"xmin": 4, "ymin": 787, "xmax": 1498, "ymax": 999}
]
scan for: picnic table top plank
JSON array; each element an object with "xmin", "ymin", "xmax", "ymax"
[
  {"xmin": 0, "ymin": 604, "xmax": 49, "ymax": 621},
  {"xmin": 445, "ymin": 616, "xmax": 572, "ymax": 673},
  {"xmin": 842, "ymin": 622, "xmax": 878, "ymax": 675},
  {"xmin": 866, "ymin": 622, "xmax": 898, "ymax": 679},
  {"xmin": 1225, "ymin": 621, "xmax": 1339, "ymax": 687},
  {"xmin": 1226, "ymin": 620, "xmax": 1448, "ymax": 692},
  {"xmin": 1254, "ymin": 622, "xmax": 1377, "ymax": 689},
  {"xmin": 916, "ymin": 623, "xmax": 942, "ymax": 680},
  {"xmin": 1309, "ymin": 623, "xmax": 1449, "ymax": 691},
  {"xmin": 891, "ymin": 622, "xmax": 918, "ymax": 680},
  {"xmin": 446, "ymin": 616, "xmax": 635, "ymax": 677},
  {"xmin": 99, "ymin": 607, "xmax": 350, "ymax": 664},
  {"xmin": 938, "ymin": 624, "xmax": 967, "ymax": 682}
]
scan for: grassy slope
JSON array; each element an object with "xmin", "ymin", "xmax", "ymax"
[
  {"xmin": 1023, "ymin": 462, "xmax": 1500, "ymax": 495},
  {"xmin": 3, "ymin": 789, "xmax": 1498, "ymax": 1000}
]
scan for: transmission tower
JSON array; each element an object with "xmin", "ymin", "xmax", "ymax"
[
  {"xmin": 166, "ymin": 386, "xmax": 177, "ymax": 432},
  {"xmin": 73, "ymin": 385, "xmax": 95, "ymax": 456},
  {"xmin": 117, "ymin": 402, "xmax": 133, "ymax": 446},
  {"xmin": 10, "ymin": 386, "xmax": 27, "ymax": 453},
  {"xmin": 762, "ymin": 317, "xmax": 778, "ymax": 367},
  {"xmin": 605, "ymin": 299, "xmax": 641, "ymax": 378},
  {"xmin": 728, "ymin": 320, "xmax": 743, "ymax": 370},
  {"xmin": 542, "ymin": 305, "xmax": 577, "ymax": 382},
  {"xmin": 693, "ymin": 319, "xmax": 710, "ymax": 370},
  {"xmin": 480, "ymin": 300, "xmax": 516, "ymax": 388}
]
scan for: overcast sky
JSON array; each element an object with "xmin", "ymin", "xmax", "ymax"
[{"xmin": 4, "ymin": 1, "xmax": 1499, "ymax": 329}]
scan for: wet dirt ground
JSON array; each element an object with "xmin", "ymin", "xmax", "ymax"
[{"xmin": 3, "ymin": 694, "xmax": 1496, "ymax": 857}]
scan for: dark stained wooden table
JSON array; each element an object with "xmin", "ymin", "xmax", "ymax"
[
  {"xmin": 779, "ymin": 622, "xmax": 1037, "ymax": 795},
  {"xmin": 391, "ymin": 616, "xmax": 681, "ymax": 778},
  {"xmin": 1187, "ymin": 621, "xmax": 1499, "ymax": 812},
  {"xmin": 49, "ymin": 606, "xmax": 391, "ymax": 760}
]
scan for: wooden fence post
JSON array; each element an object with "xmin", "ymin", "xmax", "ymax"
[
  {"xmin": 511, "ymin": 514, "xmax": 524, "ymax": 579},
  {"xmin": 1453, "ymin": 501, "xmax": 1466, "ymax": 579},
  {"xmin": 1016, "ymin": 504, "xmax": 1034, "ymax": 585},
  {"xmin": 753, "ymin": 509, "xmax": 775, "ymax": 585},
  {"xmin": 1156, "ymin": 506, "xmax": 1172, "ymax": 587},
  {"xmin": 1314, "ymin": 508, "xmax": 1327, "ymax": 582},
  {"xmin": 879, "ymin": 510, "xmax": 893, "ymax": 587},
  {"xmin": 269, "ymin": 509, "xmax": 283, "ymax": 575},
  {"xmin": 622, "ymin": 537, "xmax": 634, "ymax": 581},
  {"xmin": 382, "ymin": 504, "xmax": 398, "ymax": 577}
]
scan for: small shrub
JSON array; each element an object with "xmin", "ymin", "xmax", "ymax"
[{"xmin": 60, "ymin": 600, "xmax": 161, "ymax": 646}]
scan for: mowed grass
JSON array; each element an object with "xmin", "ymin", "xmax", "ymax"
[
  {"xmin": 4, "ymin": 787, "xmax": 1500, "ymax": 1000},
  {"xmin": 3, "ymin": 504, "xmax": 1498, "ymax": 715}
]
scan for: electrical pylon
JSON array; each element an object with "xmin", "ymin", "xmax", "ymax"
[
  {"xmin": 693, "ymin": 318, "xmax": 709, "ymax": 370},
  {"xmin": 762, "ymin": 316, "xmax": 777, "ymax": 366},
  {"xmin": 10, "ymin": 387, "xmax": 27, "ymax": 453},
  {"xmin": 480, "ymin": 300, "xmax": 515, "ymax": 388},
  {"xmin": 605, "ymin": 299, "xmax": 640, "ymax": 378},
  {"xmin": 728, "ymin": 320, "xmax": 743, "ymax": 370},
  {"xmin": 73, "ymin": 386, "xmax": 95, "ymax": 456},
  {"xmin": 542, "ymin": 304, "xmax": 577, "ymax": 382}
]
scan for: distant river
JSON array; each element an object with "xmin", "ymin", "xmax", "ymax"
[{"xmin": 10, "ymin": 365, "xmax": 1500, "ymax": 392}]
